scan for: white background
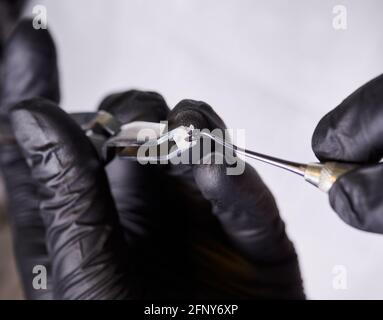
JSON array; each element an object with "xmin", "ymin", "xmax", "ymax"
[{"xmin": 25, "ymin": 0, "xmax": 383, "ymax": 299}]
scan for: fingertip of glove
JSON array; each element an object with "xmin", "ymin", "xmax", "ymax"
[
  {"xmin": 168, "ymin": 99, "xmax": 220, "ymax": 130},
  {"xmin": 10, "ymin": 98, "xmax": 57, "ymax": 149},
  {"xmin": 10, "ymin": 97, "xmax": 54, "ymax": 122},
  {"xmin": 328, "ymin": 170, "xmax": 377, "ymax": 233},
  {"xmin": 311, "ymin": 113, "xmax": 343, "ymax": 162},
  {"xmin": 6, "ymin": 19, "xmax": 55, "ymax": 53},
  {"xmin": 10, "ymin": 97, "xmax": 90, "ymax": 156},
  {"xmin": 2, "ymin": 19, "xmax": 60, "ymax": 106},
  {"xmin": 172, "ymin": 99, "xmax": 214, "ymax": 114},
  {"xmin": 10, "ymin": 98, "xmax": 101, "ymax": 179},
  {"xmin": 98, "ymin": 90, "xmax": 169, "ymax": 123}
]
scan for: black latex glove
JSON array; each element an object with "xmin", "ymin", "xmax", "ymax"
[
  {"xmin": 0, "ymin": 19, "xmax": 59, "ymax": 299},
  {"xmin": 7, "ymin": 90, "xmax": 304, "ymax": 299},
  {"xmin": 0, "ymin": 0, "xmax": 27, "ymax": 58},
  {"xmin": 1, "ymin": 19, "xmax": 303, "ymax": 300},
  {"xmin": 312, "ymin": 74, "xmax": 383, "ymax": 233}
]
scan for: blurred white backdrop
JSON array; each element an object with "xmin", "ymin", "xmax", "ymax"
[{"xmin": 24, "ymin": 0, "xmax": 383, "ymax": 299}]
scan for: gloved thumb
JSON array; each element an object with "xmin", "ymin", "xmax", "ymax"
[
  {"xmin": 329, "ymin": 164, "xmax": 383, "ymax": 233},
  {"xmin": 10, "ymin": 98, "xmax": 131, "ymax": 299},
  {"xmin": 312, "ymin": 74, "xmax": 383, "ymax": 163}
]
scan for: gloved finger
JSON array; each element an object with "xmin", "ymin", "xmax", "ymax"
[
  {"xmin": 97, "ymin": 91, "xmax": 193, "ymax": 297},
  {"xmin": 98, "ymin": 90, "xmax": 170, "ymax": 123},
  {"xmin": 97, "ymin": 90, "xmax": 172, "ymax": 244},
  {"xmin": 167, "ymin": 100, "xmax": 303, "ymax": 298},
  {"xmin": 10, "ymin": 98, "xmax": 132, "ymax": 299},
  {"xmin": 1, "ymin": 18, "xmax": 60, "ymax": 115},
  {"xmin": 329, "ymin": 163, "xmax": 383, "ymax": 233},
  {"xmin": 312, "ymin": 74, "xmax": 383, "ymax": 163},
  {"xmin": 0, "ymin": 18, "xmax": 60, "ymax": 299},
  {"xmin": 167, "ymin": 100, "xmax": 300, "ymax": 265},
  {"xmin": 0, "ymin": 0, "xmax": 26, "ymax": 50}
]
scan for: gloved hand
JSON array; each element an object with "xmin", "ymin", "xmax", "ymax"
[
  {"xmin": 0, "ymin": 18, "xmax": 59, "ymax": 299},
  {"xmin": 8, "ymin": 93, "xmax": 304, "ymax": 299},
  {"xmin": 1, "ymin": 20, "xmax": 304, "ymax": 300},
  {"xmin": 312, "ymin": 74, "xmax": 383, "ymax": 233}
]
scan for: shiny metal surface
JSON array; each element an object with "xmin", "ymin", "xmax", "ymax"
[
  {"xmin": 198, "ymin": 131, "xmax": 308, "ymax": 176},
  {"xmin": 304, "ymin": 162, "xmax": 358, "ymax": 192},
  {"xmin": 197, "ymin": 131, "xmax": 359, "ymax": 193}
]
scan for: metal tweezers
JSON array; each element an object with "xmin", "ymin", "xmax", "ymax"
[{"xmin": 85, "ymin": 111, "xmax": 359, "ymax": 193}]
